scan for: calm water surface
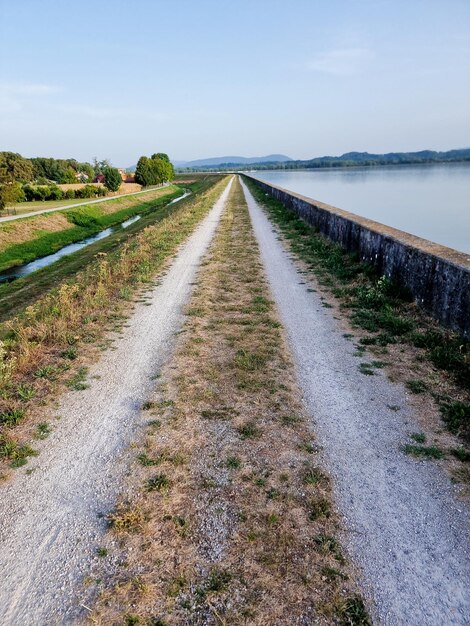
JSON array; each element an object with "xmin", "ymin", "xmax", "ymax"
[{"xmin": 254, "ymin": 163, "xmax": 470, "ymax": 254}]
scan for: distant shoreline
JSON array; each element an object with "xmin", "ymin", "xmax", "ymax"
[{"xmin": 176, "ymin": 149, "xmax": 470, "ymax": 173}]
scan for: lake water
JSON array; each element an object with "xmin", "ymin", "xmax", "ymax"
[{"xmin": 253, "ymin": 163, "xmax": 470, "ymax": 254}]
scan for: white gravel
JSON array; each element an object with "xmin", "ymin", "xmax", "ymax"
[
  {"xmin": 241, "ymin": 178, "xmax": 470, "ymax": 626},
  {"xmin": 0, "ymin": 178, "xmax": 232, "ymax": 625}
]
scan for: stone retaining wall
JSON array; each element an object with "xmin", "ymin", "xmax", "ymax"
[{"xmin": 244, "ymin": 175, "xmax": 470, "ymax": 337}]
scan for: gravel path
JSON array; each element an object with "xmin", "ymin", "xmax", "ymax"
[
  {"xmin": 0, "ymin": 178, "xmax": 232, "ymax": 625},
  {"xmin": 241, "ymin": 178, "xmax": 470, "ymax": 626},
  {"xmin": 0, "ymin": 185, "xmax": 171, "ymax": 223}
]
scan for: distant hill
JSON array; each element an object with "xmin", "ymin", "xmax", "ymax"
[
  {"xmin": 178, "ymin": 148, "xmax": 470, "ymax": 171},
  {"xmin": 175, "ymin": 154, "xmax": 292, "ymax": 169}
]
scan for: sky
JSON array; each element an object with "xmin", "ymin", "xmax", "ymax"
[{"xmin": 0, "ymin": 0, "xmax": 469, "ymax": 166}]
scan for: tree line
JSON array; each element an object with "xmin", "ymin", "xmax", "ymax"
[
  {"xmin": 176, "ymin": 148, "xmax": 470, "ymax": 172},
  {"xmin": 0, "ymin": 151, "xmax": 174, "ymax": 209}
]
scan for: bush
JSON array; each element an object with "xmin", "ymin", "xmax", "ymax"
[
  {"xmin": 75, "ymin": 184, "xmax": 103, "ymax": 199},
  {"xmin": 48, "ymin": 186, "xmax": 63, "ymax": 200},
  {"xmin": 22, "ymin": 184, "xmax": 36, "ymax": 201},
  {"xmin": 35, "ymin": 186, "xmax": 49, "ymax": 201},
  {"xmin": 64, "ymin": 189, "xmax": 76, "ymax": 199}
]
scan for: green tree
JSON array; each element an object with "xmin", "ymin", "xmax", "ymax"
[
  {"xmin": 77, "ymin": 162, "xmax": 95, "ymax": 182},
  {"xmin": 103, "ymin": 167, "xmax": 122, "ymax": 192},
  {"xmin": 135, "ymin": 153, "xmax": 175, "ymax": 186},
  {"xmin": 0, "ymin": 182, "xmax": 24, "ymax": 210},
  {"xmin": 0, "ymin": 152, "xmax": 34, "ymax": 184},
  {"xmin": 135, "ymin": 156, "xmax": 152, "ymax": 186},
  {"xmin": 93, "ymin": 157, "xmax": 111, "ymax": 176}
]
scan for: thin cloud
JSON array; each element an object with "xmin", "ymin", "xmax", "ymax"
[
  {"xmin": 0, "ymin": 83, "xmax": 61, "ymax": 114},
  {"xmin": 306, "ymin": 48, "xmax": 373, "ymax": 76},
  {"xmin": 0, "ymin": 83, "xmax": 60, "ymax": 96}
]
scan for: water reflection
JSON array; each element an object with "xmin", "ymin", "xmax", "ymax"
[{"xmin": 255, "ymin": 163, "xmax": 470, "ymax": 253}]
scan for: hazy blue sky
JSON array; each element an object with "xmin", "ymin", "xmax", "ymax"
[{"xmin": 1, "ymin": 0, "xmax": 469, "ymax": 166}]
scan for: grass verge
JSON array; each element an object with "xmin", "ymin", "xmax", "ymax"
[
  {"xmin": 89, "ymin": 177, "xmax": 370, "ymax": 625},
  {"xmin": 0, "ymin": 175, "xmax": 228, "ymax": 473}
]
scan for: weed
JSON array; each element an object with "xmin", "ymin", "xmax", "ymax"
[
  {"xmin": 450, "ymin": 447, "xmax": 470, "ymax": 462},
  {"xmin": 321, "ymin": 565, "xmax": 347, "ymax": 581},
  {"xmin": 266, "ymin": 487, "xmax": 280, "ymax": 500},
  {"xmin": 145, "ymin": 473, "xmax": 170, "ymax": 492},
  {"xmin": 403, "ymin": 444, "xmax": 444, "ymax": 459},
  {"xmin": 35, "ymin": 422, "xmax": 51, "ymax": 439},
  {"xmin": 16, "ymin": 384, "xmax": 36, "ymax": 401},
  {"xmin": 142, "ymin": 401, "xmax": 155, "ymax": 411},
  {"xmin": 406, "ymin": 379, "xmax": 428, "ymax": 394},
  {"xmin": 313, "ymin": 534, "xmax": 344, "ymax": 562},
  {"xmin": 298, "ymin": 440, "xmax": 316, "ymax": 454},
  {"xmin": 206, "ymin": 568, "xmax": 232, "ymax": 593},
  {"xmin": 107, "ymin": 505, "xmax": 145, "ymax": 533},
  {"xmin": 34, "ymin": 365, "xmax": 58, "ymax": 380},
  {"xmin": 226, "ymin": 456, "xmax": 241, "ymax": 469},
  {"xmin": 267, "ymin": 512, "xmax": 280, "ymax": 525},
  {"xmin": 60, "ymin": 347, "xmax": 77, "ymax": 360},
  {"xmin": 0, "ymin": 409, "xmax": 25, "ymax": 426},
  {"xmin": 0, "ymin": 434, "xmax": 37, "ymax": 466},
  {"xmin": 96, "ymin": 547, "xmax": 108, "ymax": 557},
  {"xmin": 237, "ymin": 421, "xmax": 261, "ymax": 439},
  {"xmin": 303, "ymin": 465, "xmax": 328, "ymax": 486},
  {"xmin": 439, "ymin": 399, "xmax": 470, "ymax": 443},
  {"xmin": 173, "ymin": 515, "xmax": 187, "ymax": 534},
  {"xmin": 66, "ymin": 367, "xmax": 89, "ymax": 391},
  {"xmin": 358, "ymin": 363, "xmax": 375, "ymax": 376},
  {"xmin": 201, "ymin": 406, "xmax": 236, "ymax": 420},
  {"xmin": 167, "ymin": 575, "xmax": 186, "ymax": 597},
  {"xmin": 309, "ymin": 496, "xmax": 331, "ymax": 520},
  {"xmin": 370, "ymin": 360, "xmax": 386, "ymax": 368},
  {"xmin": 339, "ymin": 596, "xmax": 371, "ymax": 625},
  {"xmin": 279, "ymin": 414, "xmax": 302, "ymax": 426},
  {"xmin": 410, "ymin": 432, "xmax": 426, "ymax": 444},
  {"xmin": 137, "ymin": 453, "xmax": 161, "ymax": 467}
]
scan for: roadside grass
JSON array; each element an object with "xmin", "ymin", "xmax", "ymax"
[
  {"xmin": 243, "ymin": 177, "xmax": 470, "ymax": 459},
  {"xmin": 0, "ymin": 185, "xmax": 182, "ymax": 272},
  {"xmin": 0, "ymin": 176, "xmax": 228, "ymax": 471},
  {"xmin": 90, "ymin": 177, "xmax": 369, "ymax": 625}
]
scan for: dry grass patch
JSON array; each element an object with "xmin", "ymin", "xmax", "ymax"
[
  {"xmin": 0, "ymin": 213, "xmax": 72, "ymax": 252},
  {"xmin": 90, "ymin": 178, "xmax": 369, "ymax": 625}
]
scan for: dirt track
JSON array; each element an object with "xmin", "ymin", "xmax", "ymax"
[
  {"xmin": 241, "ymin": 177, "xmax": 470, "ymax": 625},
  {"xmin": 0, "ymin": 179, "xmax": 232, "ymax": 625}
]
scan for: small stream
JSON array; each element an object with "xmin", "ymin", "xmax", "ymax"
[{"xmin": 0, "ymin": 190, "xmax": 191, "ymax": 284}]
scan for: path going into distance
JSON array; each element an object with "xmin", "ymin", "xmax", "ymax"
[
  {"xmin": 0, "ymin": 178, "xmax": 233, "ymax": 625},
  {"xmin": 0, "ymin": 184, "xmax": 170, "ymax": 223},
  {"xmin": 240, "ymin": 178, "xmax": 470, "ymax": 625}
]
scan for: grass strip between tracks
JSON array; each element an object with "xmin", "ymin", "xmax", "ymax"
[
  {"xmin": 89, "ymin": 177, "xmax": 370, "ymax": 626},
  {"xmin": 0, "ymin": 176, "xmax": 228, "ymax": 474}
]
